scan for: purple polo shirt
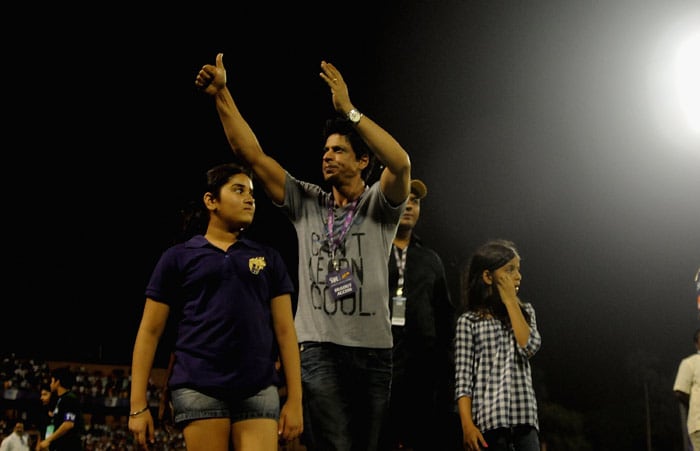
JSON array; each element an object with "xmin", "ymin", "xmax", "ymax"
[{"xmin": 146, "ymin": 235, "xmax": 294, "ymax": 399}]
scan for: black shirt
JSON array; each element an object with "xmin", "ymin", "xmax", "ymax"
[{"xmin": 50, "ymin": 391, "xmax": 83, "ymax": 451}]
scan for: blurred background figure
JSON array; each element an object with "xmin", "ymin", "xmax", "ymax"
[
  {"xmin": 0, "ymin": 421, "xmax": 30, "ymax": 451},
  {"xmin": 36, "ymin": 383, "xmax": 55, "ymax": 449},
  {"xmin": 673, "ymin": 328, "xmax": 700, "ymax": 451},
  {"xmin": 38, "ymin": 366, "xmax": 84, "ymax": 451}
]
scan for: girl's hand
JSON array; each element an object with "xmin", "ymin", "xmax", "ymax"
[
  {"xmin": 496, "ymin": 273, "xmax": 519, "ymax": 305},
  {"xmin": 463, "ymin": 423, "xmax": 488, "ymax": 451}
]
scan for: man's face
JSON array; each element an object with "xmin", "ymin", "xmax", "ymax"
[
  {"xmin": 40, "ymin": 389, "xmax": 51, "ymax": 405},
  {"xmin": 321, "ymin": 133, "xmax": 367, "ymax": 184},
  {"xmin": 399, "ymin": 193, "xmax": 421, "ymax": 230}
]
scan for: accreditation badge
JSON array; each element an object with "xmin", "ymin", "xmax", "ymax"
[
  {"xmin": 391, "ymin": 295, "xmax": 406, "ymax": 326},
  {"xmin": 326, "ymin": 269, "xmax": 357, "ymax": 301}
]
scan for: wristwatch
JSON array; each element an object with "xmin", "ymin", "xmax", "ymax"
[{"xmin": 346, "ymin": 108, "xmax": 363, "ymax": 125}]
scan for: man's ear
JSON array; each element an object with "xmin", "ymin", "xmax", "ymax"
[
  {"xmin": 482, "ymin": 270, "xmax": 493, "ymax": 286},
  {"xmin": 357, "ymin": 153, "xmax": 370, "ymax": 170}
]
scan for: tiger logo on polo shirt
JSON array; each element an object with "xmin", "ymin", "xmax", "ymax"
[{"xmin": 248, "ymin": 256, "xmax": 266, "ymax": 275}]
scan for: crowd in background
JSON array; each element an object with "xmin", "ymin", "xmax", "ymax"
[{"xmin": 0, "ymin": 353, "xmax": 185, "ymax": 450}]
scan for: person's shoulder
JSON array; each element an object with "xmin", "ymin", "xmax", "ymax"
[
  {"xmin": 162, "ymin": 236, "xmax": 207, "ymax": 254},
  {"xmin": 413, "ymin": 241, "xmax": 444, "ymax": 260},
  {"xmin": 676, "ymin": 354, "xmax": 700, "ymax": 374},
  {"xmin": 364, "ymin": 180, "xmax": 383, "ymax": 197},
  {"xmin": 458, "ymin": 311, "xmax": 481, "ymax": 323},
  {"xmin": 521, "ymin": 301, "xmax": 537, "ymax": 312},
  {"xmin": 683, "ymin": 353, "xmax": 700, "ymax": 364},
  {"xmin": 60, "ymin": 390, "xmax": 82, "ymax": 407},
  {"xmin": 240, "ymin": 238, "xmax": 273, "ymax": 251},
  {"xmin": 291, "ymin": 176, "xmax": 324, "ymax": 194},
  {"xmin": 366, "ymin": 181, "xmax": 404, "ymax": 211},
  {"xmin": 182, "ymin": 235, "xmax": 208, "ymax": 248}
]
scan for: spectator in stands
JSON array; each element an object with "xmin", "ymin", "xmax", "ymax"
[
  {"xmin": 38, "ymin": 366, "xmax": 84, "ymax": 451},
  {"xmin": 0, "ymin": 421, "xmax": 29, "ymax": 451},
  {"xmin": 37, "ymin": 383, "xmax": 55, "ymax": 447}
]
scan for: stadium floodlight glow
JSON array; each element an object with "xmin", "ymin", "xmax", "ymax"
[
  {"xmin": 649, "ymin": 13, "xmax": 700, "ymax": 153},
  {"xmin": 675, "ymin": 32, "xmax": 700, "ymax": 132}
]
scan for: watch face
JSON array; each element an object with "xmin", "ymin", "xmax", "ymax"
[{"xmin": 348, "ymin": 109, "xmax": 361, "ymax": 123}]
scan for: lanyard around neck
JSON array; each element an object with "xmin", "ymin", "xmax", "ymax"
[
  {"xmin": 393, "ymin": 244, "xmax": 408, "ymax": 295},
  {"xmin": 327, "ymin": 197, "xmax": 360, "ymax": 260}
]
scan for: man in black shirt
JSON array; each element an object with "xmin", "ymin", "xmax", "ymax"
[
  {"xmin": 382, "ymin": 179, "xmax": 460, "ymax": 450},
  {"xmin": 38, "ymin": 366, "xmax": 84, "ymax": 451}
]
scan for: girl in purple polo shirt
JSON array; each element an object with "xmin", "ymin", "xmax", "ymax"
[{"xmin": 129, "ymin": 163, "xmax": 302, "ymax": 451}]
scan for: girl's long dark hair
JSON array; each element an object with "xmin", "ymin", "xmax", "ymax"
[{"xmin": 460, "ymin": 239, "xmax": 531, "ymax": 326}]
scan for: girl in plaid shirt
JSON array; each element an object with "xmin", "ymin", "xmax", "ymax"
[{"xmin": 455, "ymin": 239, "xmax": 541, "ymax": 451}]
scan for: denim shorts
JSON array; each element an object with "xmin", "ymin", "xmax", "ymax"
[{"xmin": 171, "ymin": 385, "xmax": 280, "ymax": 427}]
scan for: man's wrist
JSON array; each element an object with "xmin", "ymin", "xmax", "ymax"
[{"xmin": 346, "ymin": 108, "xmax": 363, "ymax": 125}]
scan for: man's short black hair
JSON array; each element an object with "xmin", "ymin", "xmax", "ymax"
[{"xmin": 51, "ymin": 366, "xmax": 75, "ymax": 389}]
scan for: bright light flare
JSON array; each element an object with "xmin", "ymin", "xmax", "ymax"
[
  {"xmin": 675, "ymin": 32, "xmax": 700, "ymax": 132},
  {"xmin": 649, "ymin": 13, "xmax": 700, "ymax": 153}
]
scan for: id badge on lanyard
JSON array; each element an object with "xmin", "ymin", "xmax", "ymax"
[
  {"xmin": 391, "ymin": 245, "xmax": 407, "ymax": 326},
  {"xmin": 326, "ymin": 196, "xmax": 360, "ymax": 301},
  {"xmin": 392, "ymin": 293, "xmax": 406, "ymax": 326}
]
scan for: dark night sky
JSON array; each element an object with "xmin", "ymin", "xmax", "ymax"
[{"xmin": 8, "ymin": 1, "xmax": 699, "ymax": 446}]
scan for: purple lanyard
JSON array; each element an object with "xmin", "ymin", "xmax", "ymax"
[{"xmin": 327, "ymin": 198, "xmax": 360, "ymax": 262}]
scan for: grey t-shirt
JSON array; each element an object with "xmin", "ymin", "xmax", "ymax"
[{"xmin": 279, "ymin": 173, "xmax": 405, "ymax": 348}]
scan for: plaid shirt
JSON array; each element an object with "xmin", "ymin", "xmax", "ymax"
[{"xmin": 454, "ymin": 302, "xmax": 541, "ymax": 432}]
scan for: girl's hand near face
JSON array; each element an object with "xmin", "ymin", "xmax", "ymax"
[
  {"xmin": 496, "ymin": 272, "xmax": 519, "ymax": 306},
  {"xmin": 493, "ymin": 257, "xmax": 521, "ymax": 306}
]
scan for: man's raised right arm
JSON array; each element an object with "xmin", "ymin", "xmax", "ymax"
[{"xmin": 196, "ymin": 53, "xmax": 287, "ymax": 204}]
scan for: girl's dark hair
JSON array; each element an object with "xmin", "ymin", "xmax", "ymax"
[
  {"xmin": 205, "ymin": 162, "xmax": 253, "ymax": 197},
  {"xmin": 175, "ymin": 163, "xmax": 253, "ymax": 243},
  {"xmin": 460, "ymin": 239, "xmax": 531, "ymax": 325},
  {"xmin": 323, "ymin": 116, "xmax": 377, "ymax": 182}
]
